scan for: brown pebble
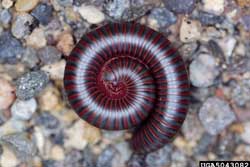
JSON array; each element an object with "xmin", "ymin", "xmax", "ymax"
[
  {"xmin": 0, "ymin": 78, "xmax": 15, "ymax": 110},
  {"xmin": 236, "ymin": 0, "xmax": 250, "ymax": 7},
  {"xmin": 56, "ymin": 32, "xmax": 74, "ymax": 56}
]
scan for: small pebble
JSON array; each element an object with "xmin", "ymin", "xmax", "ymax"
[
  {"xmin": 180, "ymin": 17, "xmax": 201, "ymax": 43},
  {"xmin": 218, "ymin": 36, "xmax": 237, "ymax": 60},
  {"xmin": 50, "ymin": 130, "xmax": 64, "ymax": 145},
  {"xmin": 182, "ymin": 113, "xmax": 204, "ymax": 142},
  {"xmin": 11, "ymin": 13, "xmax": 34, "ymax": 39},
  {"xmin": 15, "ymin": 71, "xmax": 49, "ymax": 100},
  {"xmin": 42, "ymin": 160, "xmax": 63, "ymax": 167},
  {"xmin": 163, "ymin": 0, "xmax": 196, "ymax": 14},
  {"xmin": 21, "ymin": 47, "xmax": 39, "ymax": 68},
  {"xmin": 102, "ymin": 130, "xmax": 125, "ymax": 141},
  {"xmin": 127, "ymin": 154, "xmax": 146, "ymax": 167},
  {"xmin": 0, "ymin": 119, "xmax": 27, "ymax": 136},
  {"xmin": 64, "ymin": 120, "xmax": 101, "ymax": 150},
  {"xmin": 15, "ymin": 0, "xmax": 39, "ymax": 12},
  {"xmin": 78, "ymin": 5, "xmax": 105, "ymax": 24},
  {"xmin": 57, "ymin": 0, "xmax": 73, "ymax": 7},
  {"xmin": 215, "ymin": 133, "xmax": 236, "ymax": 160},
  {"xmin": 0, "ymin": 9, "xmax": 12, "ymax": 26},
  {"xmin": 240, "ymin": 122, "xmax": 250, "ymax": 144},
  {"xmin": 0, "ymin": 146, "xmax": 19, "ymax": 167},
  {"xmin": 31, "ymin": 3, "xmax": 53, "ymax": 26},
  {"xmin": 35, "ymin": 112, "xmax": 60, "ymax": 129},
  {"xmin": 236, "ymin": 0, "xmax": 250, "ymax": 7},
  {"xmin": 50, "ymin": 145, "xmax": 65, "ymax": 161},
  {"xmin": 146, "ymin": 145, "xmax": 172, "ymax": 167},
  {"xmin": 38, "ymin": 86, "xmax": 61, "ymax": 111},
  {"xmin": 63, "ymin": 149, "xmax": 83, "ymax": 166},
  {"xmin": 194, "ymin": 133, "xmax": 216, "ymax": 155},
  {"xmin": 72, "ymin": 21, "xmax": 89, "ymax": 41},
  {"xmin": 81, "ymin": 146, "xmax": 95, "ymax": 167},
  {"xmin": 0, "ymin": 78, "xmax": 15, "ymax": 110},
  {"xmin": 179, "ymin": 42, "xmax": 199, "ymax": 60},
  {"xmin": 64, "ymin": 7, "xmax": 80, "ymax": 23},
  {"xmin": 103, "ymin": 0, "xmax": 153, "ymax": 21},
  {"xmin": 56, "ymin": 32, "xmax": 74, "ymax": 55},
  {"xmin": 197, "ymin": 11, "xmax": 224, "ymax": 26},
  {"xmin": 114, "ymin": 142, "xmax": 132, "ymax": 166},
  {"xmin": 26, "ymin": 28, "xmax": 47, "ymax": 49},
  {"xmin": 241, "ymin": 15, "xmax": 250, "ymax": 31},
  {"xmin": 38, "ymin": 46, "xmax": 61, "ymax": 65},
  {"xmin": 96, "ymin": 146, "xmax": 117, "ymax": 167},
  {"xmin": 33, "ymin": 127, "xmax": 45, "ymax": 155},
  {"xmin": 202, "ymin": 0, "xmax": 225, "ymax": 15},
  {"xmin": 148, "ymin": 7, "xmax": 176, "ymax": 28},
  {"xmin": 171, "ymin": 149, "xmax": 188, "ymax": 167},
  {"xmin": 103, "ymin": 0, "xmax": 130, "ymax": 21},
  {"xmin": 41, "ymin": 60, "xmax": 66, "ymax": 80},
  {"xmin": 11, "ymin": 98, "xmax": 37, "ymax": 121},
  {"xmin": 232, "ymin": 79, "xmax": 250, "ymax": 107},
  {"xmin": 189, "ymin": 53, "xmax": 219, "ymax": 87},
  {"xmin": 199, "ymin": 97, "xmax": 236, "ymax": 135},
  {"xmin": 0, "ymin": 133, "xmax": 37, "ymax": 161},
  {"xmin": 0, "ymin": 32, "xmax": 24, "ymax": 63},
  {"xmin": 2, "ymin": 0, "xmax": 13, "ymax": 9},
  {"xmin": 0, "ymin": 26, "xmax": 3, "ymax": 35}
]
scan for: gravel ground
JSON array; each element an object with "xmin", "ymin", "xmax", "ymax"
[{"xmin": 0, "ymin": 0, "xmax": 250, "ymax": 167}]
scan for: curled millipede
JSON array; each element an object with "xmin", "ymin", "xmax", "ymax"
[{"xmin": 64, "ymin": 22, "xmax": 190, "ymax": 153}]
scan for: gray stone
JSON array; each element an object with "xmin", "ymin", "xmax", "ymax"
[
  {"xmin": 11, "ymin": 98, "xmax": 37, "ymax": 121},
  {"xmin": 73, "ymin": 0, "xmax": 99, "ymax": 6},
  {"xmin": 38, "ymin": 46, "xmax": 61, "ymax": 65},
  {"xmin": 215, "ymin": 133, "xmax": 236, "ymax": 160},
  {"xmin": 57, "ymin": 0, "xmax": 73, "ymax": 7},
  {"xmin": 60, "ymin": 147, "xmax": 95, "ymax": 167},
  {"xmin": 171, "ymin": 149, "xmax": 188, "ymax": 167},
  {"xmin": 149, "ymin": 7, "xmax": 177, "ymax": 28},
  {"xmin": 0, "ymin": 32, "xmax": 24, "ymax": 64},
  {"xmin": 0, "ymin": 9, "xmax": 12, "ymax": 26},
  {"xmin": 63, "ymin": 149, "xmax": 84, "ymax": 166},
  {"xmin": 197, "ymin": 11, "xmax": 224, "ymax": 26},
  {"xmin": 232, "ymin": 79, "xmax": 250, "ymax": 107},
  {"xmin": 163, "ymin": 0, "xmax": 196, "ymax": 14},
  {"xmin": 179, "ymin": 42, "xmax": 199, "ymax": 60},
  {"xmin": 194, "ymin": 133, "xmax": 215, "ymax": 155},
  {"xmin": 103, "ymin": 0, "xmax": 153, "ymax": 21},
  {"xmin": 42, "ymin": 160, "xmax": 64, "ymax": 167},
  {"xmin": 0, "ymin": 133, "xmax": 37, "ymax": 161},
  {"xmin": 81, "ymin": 147, "xmax": 95, "ymax": 167},
  {"xmin": 146, "ymin": 145, "xmax": 172, "ymax": 167},
  {"xmin": 11, "ymin": 13, "xmax": 34, "ymax": 39},
  {"xmin": 35, "ymin": 112, "xmax": 60, "ymax": 130},
  {"xmin": 241, "ymin": 15, "xmax": 250, "ymax": 31},
  {"xmin": 113, "ymin": 142, "xmax": 132, "ymax": 166},
  {"xmin": 16, "ymin": 71, "xmax": 49, "ymax": 100},
  {"xmin": 189, "ymin": 53, "xmax": 219, "ymax": 87},
  {"xmin": 199, "ymin": 97, "xmax": 236, "ymax": 135},
  {"xmin": 31, "ymin": 3, "xmax": 53, "ymax": 25},
  {"xmin": 97, "ymin": 146, "xmax": 117, "ymax": 167},
  {"xmin": 127, "ymin": 154, "xmax": 146, "ymax": 167},
  {"xmin": 21, "ymin": 47, "xmax": 39, "ymax": 68}
]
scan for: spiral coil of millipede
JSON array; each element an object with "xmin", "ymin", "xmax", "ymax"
[{"xmin": 64, "ymin": 22, "xmax": 190, "ymax": 153}]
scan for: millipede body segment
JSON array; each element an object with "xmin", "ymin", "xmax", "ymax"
[{"xmin": 64, "ymin": 22, "xmax": 190, "ymax": 153}]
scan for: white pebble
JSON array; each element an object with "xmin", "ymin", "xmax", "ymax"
[
  {"xmin": 11, "ymin": 98, "xmax": 37, "ymax": 121},
  {"xmin": 203, "ymin": 0, "xmax": 225, "ymax": 15},
  {"xmin": 78, "ymin": 5, "xmax": 105, "ymax": 24}
]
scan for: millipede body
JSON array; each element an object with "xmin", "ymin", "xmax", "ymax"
[{"xmin": 64, "ymin": 22, "xmax": 190, "ymax": 153}]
